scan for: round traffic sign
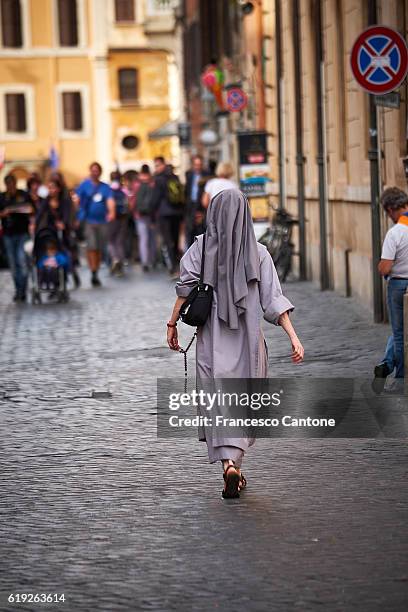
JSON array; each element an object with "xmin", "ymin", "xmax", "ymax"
[
  {"xmin": 350, "ymin": 26, "xmax": 408, "ymax": 95},
  {"xmin": 226, "ymin": 87, "xmax": 248, "ymax": 112}
]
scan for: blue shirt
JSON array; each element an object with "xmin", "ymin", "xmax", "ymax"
[{"xmin": 76, "ymin": 179, "xmax": 112, "ymax": 224}]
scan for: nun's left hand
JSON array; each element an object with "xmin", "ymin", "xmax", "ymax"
[{"xmin": 167, "ymin": 325, "xmax": 180, "ymax": 351}]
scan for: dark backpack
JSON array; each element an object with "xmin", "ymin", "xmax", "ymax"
[
  {"xmin": 112, "ymin": 189, "xmax": 128, "ymax": 216},
  {"xmin": 166, "ymin": 175, "xmax": 185, "ymax": 208},
  {"xmin": 136, "ymin": 182, "xmax": 154, "ymax": 215}
]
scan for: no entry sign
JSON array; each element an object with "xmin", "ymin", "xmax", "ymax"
[
  {"xmin": 350, "ymin": 26, "xmax": 408, "ymax": 95},
  {"xmin": 226, "ymin": 87, "xmax": 248, "ymax": 112}
]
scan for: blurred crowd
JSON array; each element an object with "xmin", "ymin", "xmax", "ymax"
[{"xmin": 0, "ymin": 156, "xmax": 237, "ymax": 302}]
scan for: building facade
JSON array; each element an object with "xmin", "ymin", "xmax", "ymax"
[
  {"xmin": 181, "ymin": 0, "xmax": 266, "ymax": 167},
  {"xmin": 0, "ymin": 0, "xmax": 182, "ymax": 185},
  {"xmin": 262, "ymin": 0, "xmax": 408, "ymax": 317}
]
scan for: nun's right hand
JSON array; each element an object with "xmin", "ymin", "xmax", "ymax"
[
  {"xmin": 291, "ymin": 338, "xmax": 304, "ymax": 364},
  {"xmin": 167, "ymin": 325, "xmax": 180, "ymax": 351}
]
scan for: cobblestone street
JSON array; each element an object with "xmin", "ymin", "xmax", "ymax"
[{"xmin": 0, "ymin": 266, "xmax": 407, "ymax": 612}]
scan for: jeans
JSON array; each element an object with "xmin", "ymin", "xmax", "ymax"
[
  {"xmin": 386, "ymin": 278, "xmax": 408, "ymax": 378},
  {"xmin": 381, "ymin": 335, "xmax": 395, "ymax": 374},
  {"xmin": 135, "ymin": 217, "xmax": 156, "ymax": 267},
  {"xmin": 4, "ymin": 233, "xmax": 29, "ymax": 297}
]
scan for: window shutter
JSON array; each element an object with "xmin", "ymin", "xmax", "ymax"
[
  {"xmin": 115, "ymin": 0, "xmax": 135, "ymax": 22},
  {"xmin": 5, "ymin": 93, "xmax": 26, "ymax": 132},
  {"xmin": 1, "ymin": 0, "xmax": 23, "ymax": 48},
  {"xmin": 57, "ymin": 0, "xmax": 78, "ymax": 46},
  {"xmin": 118, "ymin": 68, "xmax": 138, "ymax": 103},
  {"xmin": 62, "ymin": 92, "xmax": 82, "ymax": 131}
]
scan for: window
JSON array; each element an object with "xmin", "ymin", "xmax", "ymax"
[
  {"xmin": 118, "ymin": 68, "xmax": 138, "ymax": 104},
  {"xmin": 5, "ymin": 92, "xmax": 26, "ymax": 131},
  {"xmin": 122, "ymin": 134, "xmax": 139, "ymax": 149},
  {"xmin": 0, "ymin": 85, "xmax": 35, "ymax": 139},
  {"xmin": 1, "ymin": 0, "xmax": 22, "ymax": 47},
  {"xmin": 62, "ymin": 91, "xmax": 82, "ymax": 131},
  {"xmin": 56, "ymin": 84, "xmax": 90, "ymax": 138},
  {"xmin": 114, "ymin": 0, "xmax": 135, "ymax": 22},
  {"xmin": 57, "ymin": 0, "xmax": 78, "ymax": 46}
]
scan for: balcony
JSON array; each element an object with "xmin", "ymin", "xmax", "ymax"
[{"xmin": 144, "ymin": 0, "xmax": 179, "ymax": 34}]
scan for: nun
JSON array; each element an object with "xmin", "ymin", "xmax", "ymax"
[{"xmin": 167, "ymin": 189, "xmax": 304, "ymax": 498}]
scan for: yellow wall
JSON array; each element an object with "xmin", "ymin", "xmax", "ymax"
[
  {"xmin": 30, "ymin": 0, "xmax": 53, "ymax": 47},
  {"xmin": 108, "ymin": 50, "xmax": 172, "ymax": 164},
  {"xmin": 0, "ymin": 57, "xmax": 95, "ymax": 184}
]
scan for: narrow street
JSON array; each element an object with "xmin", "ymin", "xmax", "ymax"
[{"xmin": 0, "ymin": 267, "xmax": 406, "ymax": 612}]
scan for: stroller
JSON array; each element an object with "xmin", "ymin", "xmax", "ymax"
[{"xmin": 31, "ymin": 227, "xmax": 70, "ymax": 304}]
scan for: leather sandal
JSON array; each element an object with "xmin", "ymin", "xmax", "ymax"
[
  {"xmin": 222, "ymin": 464, "xmax": 240, "ymax": 499},
  {"xmin": 238, "ymin": 473, "xmax": 247, "ymax": 491}
]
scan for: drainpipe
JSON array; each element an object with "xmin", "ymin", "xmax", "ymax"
[
  {"xmin": 275, "ymin": 0, "xmax": 285, "ymax": 210},
  {"xmin": 314, "ymin": 0, "xmax": 330, "ymax": 290},
  {"xmin": 292, "ymin": 0, "xmax": 306, "ymax": 280},
  {"xmin": 368, "ymin": 0, "xmax": 384, "ymax": 323}
]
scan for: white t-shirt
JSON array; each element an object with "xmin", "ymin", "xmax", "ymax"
[
  {"xmin": 381, "ymin": 222, "xmax": 408, "ymax": 278},
  {"xmin": 204, "ymin": 178, "xmax": 237, "ymax": 201}
]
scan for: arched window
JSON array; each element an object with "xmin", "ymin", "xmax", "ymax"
[{"xmin": 118, "ymin": 68, "xmax": 139, "ymax": 104}]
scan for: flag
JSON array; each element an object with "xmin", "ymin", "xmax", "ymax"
[{"xmin": 49, "ymin": 145, "xmax": 59, "ymax": 170}]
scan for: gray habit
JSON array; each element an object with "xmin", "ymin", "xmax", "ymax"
[{"xmin": 176, "ymin": 194, "xmax": 294, "ymax": 466}]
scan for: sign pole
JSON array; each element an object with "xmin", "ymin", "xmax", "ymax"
[
  {"xmin": 367, "ymin": 0, "xmax": 383, "ymax": 322},
  {"xmin": 350, "ymin": 17, "xmax": 408, "ymax": 322},
  {"xmin": 368, "ymin": 95, "xmax": 383, "ymax": 323}
]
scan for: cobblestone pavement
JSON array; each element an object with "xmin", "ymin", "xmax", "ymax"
[{"xmin": 0, "ymin": 265, "xmax": 407, "ymax": 612}]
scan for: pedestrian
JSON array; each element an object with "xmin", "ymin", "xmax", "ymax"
[
  {"xmin": 26, "ymin": 175, "xmax": 44, "ymax": 214},
  {"xmin": 37, "ymin": 238, "xmax": 70, "ymax": 291},
  {"xmin": 35, "ymin": 177, "xmax": 80, "ymax": 288},
  {"xmin": 50, "ymin": 171, "xmax": 71, "ymax": 200},
  {"xmin": 122, "ymin": 170, "xmax": 139, "ymax": 262},
  {"xmin": 201, "ymin": 161, "xmax": 237, "ymax": 209},
  {"xmin": 134, "ymin": 164, "xmax": 156, "ymax": 272},
  {"xmin": 36, "ymin": 178, "xmax": 72, "ymax": 242},
  {"xmin": 27, "ymin": 171, "xmax": 49, "ymax": 199},
  {"xmin": 166, "ymin": 189, "xmax": 304, "ymax": 498},
  {"xmin": 0, "ymin": 174, "xmax": 34, "ymax": 302},
  {"xmin": 76, "ymin": 162, "xmax": 115, "ymax": 287},
  {"xmin": 108, "ymin": 171, "xmax": 129, "ymax": 277},
  {"xmin": 185, "ymin": 155, "xmax": 211, "ymax": 248},
  {"xmin": 374, "ymin": 187, "xmax": 408, "ymax": 385},
  {"xmin": 152, "ymin": 156, "xmax": 184, "ymax": 275}
]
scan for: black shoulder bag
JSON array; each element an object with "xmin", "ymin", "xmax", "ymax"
[{"xmin": 178, "ymin": 234, "xmax": 213, "ymax": 327}]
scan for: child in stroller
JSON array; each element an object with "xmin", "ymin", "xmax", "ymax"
[{"xmin": 31, "ymin": 227, "xmax": 70, "ymax": 303}]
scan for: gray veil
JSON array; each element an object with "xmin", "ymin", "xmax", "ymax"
[{"xmin": 203, "ymin": 188, "xmax": 260, "ymax": 330}]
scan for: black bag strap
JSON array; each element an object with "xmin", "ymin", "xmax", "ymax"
[{"xmin": 199, "ymin": 234, "xmax": 206, "ymax": 286}]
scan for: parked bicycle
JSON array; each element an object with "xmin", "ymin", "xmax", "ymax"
[{"xmin": 258, "ymin": 208, "xmax": 299, "ymax": 282}]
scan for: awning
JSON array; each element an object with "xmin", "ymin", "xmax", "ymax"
[{"xmin": 148, "ymin": 120, "xmax": 179, "ymax": 140}]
